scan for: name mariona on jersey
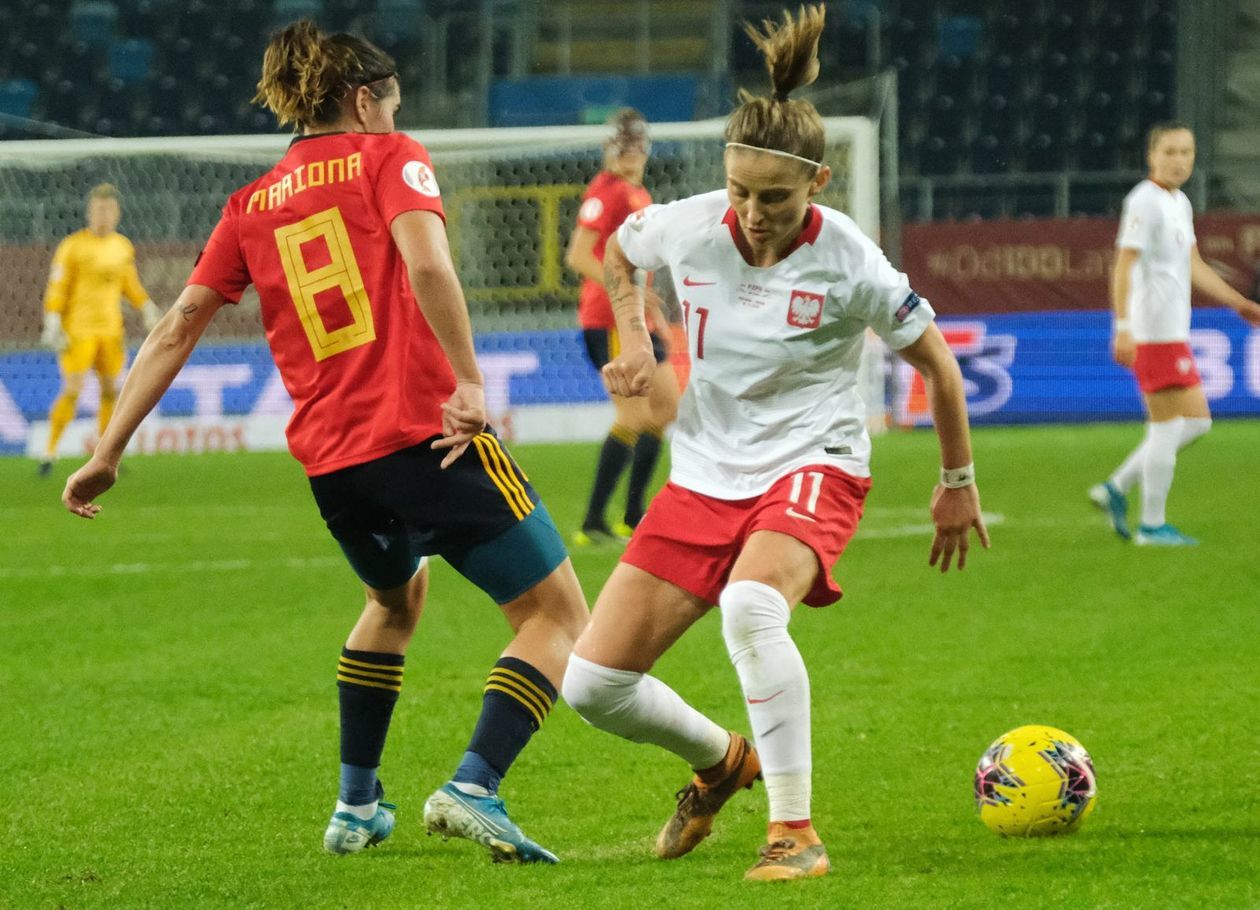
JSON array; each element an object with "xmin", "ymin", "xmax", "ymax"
[{"xmin": 245, "ymin": 153, "xmax": 363, "ymax": 215}]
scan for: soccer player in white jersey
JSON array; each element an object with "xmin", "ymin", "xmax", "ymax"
[
  {"xmin": 1090, "ymin": 123, "xmax": 1260, "ymax": 545},
  {"xmin": 560, "ymin": 5, "xmax": 989, "ymax": 882}
]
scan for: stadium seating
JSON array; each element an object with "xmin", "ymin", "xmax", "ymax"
[
  {"xmin": 0, "ymin": 79, "xmax": 38, "ymax": 121},
  {"xmin": 893, "ymin": 0, "xmax": 1177, "ymax": 184},
  {"xmin": 0, "ymin": 0, "xmax": 1179, "ymax": 221}
]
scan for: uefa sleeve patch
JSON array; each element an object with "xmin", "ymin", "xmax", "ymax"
[
  {"xmin": 579, "ymin": 197, "xmax": 604, "ymax": 222},
  {"xmin": 895, "ymin": 291, "xmax": 922, "ymax": 323},
  {"xmin": 402, "ymin": 160, "xmax": 440, "ymax": 197}
]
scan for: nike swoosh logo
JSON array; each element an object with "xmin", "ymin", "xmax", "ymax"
[
  {"xmin": 785, "ymin": 508, "xmax": 817, "ymax": 523},
  {"xmin": 682, "ymin": 276, "xmax": 716, "ymax": 287},
  {"xmin": 747, "ymin": 689, "xmax": 785, "ymax": 705}
]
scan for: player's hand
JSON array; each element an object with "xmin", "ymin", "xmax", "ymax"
[
  {"xmin": 40, "ymin": 322, "xmax": 69, "ymax": 353},
  {"xmin": 1111, "ymin": 330, "xmax": 1136, "ymax": 367},
  {"xmin": 141, "ymin": 300, "xmax": 162, "ymax": 333},
  {"xmin": 602, "ymin": 344, "xmax": 655, "ymax": 398},
  {"xmin": 432, "ymin": 380, "xmax": 487, "ymax": 469},
  {"xmin": 928, "ymin": 483, "xmax": 990, "ymax": 573},
  {"xmin": 1235, "ymin": 300, "xmax": 1260, "ymax": 327},
  {"xmin": 62, "ymin": 455, "xmax": 118, "ymax": 519}
]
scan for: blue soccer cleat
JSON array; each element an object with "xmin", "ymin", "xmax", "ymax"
[
  {"xmin": 1088, "ymin": 481, "xmax": 1130, "ymax": 541},
  {"xmin": 1135, "ymin": 523, "xmax": 1198, "ymax": 547},
  {"xmin": 423, "ymin": 782, "xmax": 558, "ymax": 864},
  {"xmin": 323, "ymin": 800, "xmax": 397, "ymax": 855}
]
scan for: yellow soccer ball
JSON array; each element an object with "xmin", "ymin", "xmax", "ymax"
[{"xmin": 974, "ymin": 724, "xmax": 1097, "ymax": 837}]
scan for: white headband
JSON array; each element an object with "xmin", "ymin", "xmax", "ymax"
[{"xmin": 724, "ymin": 141, "xmax": 822, "ymax": 168}]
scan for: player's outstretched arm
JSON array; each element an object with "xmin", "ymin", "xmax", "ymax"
[
  {"xmin": 62, "ymin": 285, "xmax": 225, "ymax": 518},
  {"xmin": 1190, "ymin": 246, "xmax": 1260, "ymax": 326},
  {"xmin": 895, "ymin": 323, "xmax": 991, "ymax": 572},
  {"xmin": 390, "ymin": 209, "xmax": 486, "ymax": 468},
  {"xmin": 601, "ymin": 234, "xmax": 655, "ymax": 398}
]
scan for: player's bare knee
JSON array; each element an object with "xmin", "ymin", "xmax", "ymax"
[
  {"xmin": 509, "ymin": 562, "xmax": 589, "ymax": 642},
  {"xmin": 366, "ymin": 569, "xmax": 426, "ymax": 630},
  {"xmin": 62, "ymin": 374, "xmax": 85, "ymax": 397}
]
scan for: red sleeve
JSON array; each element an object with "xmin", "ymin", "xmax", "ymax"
[
  {"xmin": 577, "ymin": 179, "xmax": 616, "ymax": 235},
  {"xmin": 374, "ymin": 134, "xmax": 445, "ymax": 228},
  {"xmin": 188, "ymin": 200, "xmax": 249, "ymax": 303}
]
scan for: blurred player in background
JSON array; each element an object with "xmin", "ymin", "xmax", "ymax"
[
  {"xmin": 61, "ymin": 21, "xmax": 588, "ymax": 865},
  {"xmin": 1090, "ymin": 123, "xmax": 1260, "ymax": 546},
  {"xmin": 562, "ymin": 5, "xmax": 988, "ymax": 882},
  {"xmin": 38, "ymin": 183, "xmax": 160, "ymax": 476},
  {"xmin": 565, "ymin": 108, "xmax": 679, "ymax": 545}
]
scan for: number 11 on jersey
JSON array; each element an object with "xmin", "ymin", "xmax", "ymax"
[{"xmin": 682, "ymin": 300, "xmax": 709, "ymax": 360}]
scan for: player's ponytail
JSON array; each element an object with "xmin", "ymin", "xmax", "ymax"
[
  {"xmin": 254, "ymin": 19, "xmax": 397, "ymax": 130},
  {"xmin": 724, "ymin": 4, "xmax": 827, "ymax": 170}
]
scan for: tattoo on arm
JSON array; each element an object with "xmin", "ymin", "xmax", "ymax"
[
  {"xmin": 180, "ymin": 303, "xmax": 199, "ymax": 321},
  {"xmin": 603, "ymin": 257, "xmax": 640, "ymax": 322}
]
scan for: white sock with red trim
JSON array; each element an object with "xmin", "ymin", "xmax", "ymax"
[
  {"xmin": 562, "ymin": 654, "xmax": 730, "ymax": 770},
  {"xmin": 1141, "ymin": 417, "xmax": 1184, "ymax": 527},
  {"xmin": 720, "ymin": 579, "xmax": 811, "ymax": 822}
]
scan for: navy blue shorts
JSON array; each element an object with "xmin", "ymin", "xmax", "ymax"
[
  {"xmin": 308, "ymin": 432, "xmax": 567, "ymax": 603},
  {"xmin": 582, "ymin": 327, "xmax": 668, "ymax": 370}
]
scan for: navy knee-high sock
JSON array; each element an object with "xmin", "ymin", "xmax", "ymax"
[
  {"xmin": 452, "ymin": 657, "xmax": 557, "ymax": 794},
  {"xmin": 336, "ymin": 648, "xmax": 404, "ymax": 805},
  {"xmin": 584, "ymin": 424, "xmax": 636, "ymax": 529},
  {"xmin": 624, "ymin": 424, "xmax": 663, "ymax": 527}
]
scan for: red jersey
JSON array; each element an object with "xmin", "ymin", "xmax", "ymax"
[
  {"xmin": 575, "ymin": 171, "xmax": 652, "ymax": 329},
  {"xmin": 189, "ymin": 131, "xmax": 456, "ymax": 476}
]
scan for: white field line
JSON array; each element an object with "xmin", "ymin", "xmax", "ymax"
[
  {"xmin": 856, "ymin": 511, "xmax": 1006, "ymax": 540},
  {"xmin": 0, "ymin": 555, "xmax": 344, "ymax": 580}
]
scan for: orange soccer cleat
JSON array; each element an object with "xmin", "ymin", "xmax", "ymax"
[
  {"xmin": 743, "ymin": 822, "xmax": 830, "ymax": 881},
  {"xmin": 655, "ymin": 731, "xmax": 761, "ymax": 859}
]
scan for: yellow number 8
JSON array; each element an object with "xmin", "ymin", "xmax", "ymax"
[{"xmin": 274, "ymin": 206, "xmax": 376, "ymax": 361}]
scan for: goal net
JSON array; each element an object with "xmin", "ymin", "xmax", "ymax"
[{"xmin": 0, "ymin": 117, "xmax": 881, "ymax": 454}]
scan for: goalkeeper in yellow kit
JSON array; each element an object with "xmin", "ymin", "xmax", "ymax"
[{"xmin": 39, "ymin": 183, "xmax": 160, "ymax": 475}]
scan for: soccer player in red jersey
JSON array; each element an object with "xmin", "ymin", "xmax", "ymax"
[
  {"xmin": 565, "ymin": 109, "xmax": 679, "ymax": 545},
  {"xmin": 560, "ymin": 6, "xmax": 988, "ymax": 881},
  {"xmin": 61, "ymin": 21, "xmax": 587, "ymax": 864}
]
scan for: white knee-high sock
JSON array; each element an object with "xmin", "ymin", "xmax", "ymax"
[
  {"xmin": 1141, "ymin": 417, "xmax": 1184, "ymax": 527},
  {"xmin": 562, "ymin": 654, "xmax": 730, "ymax": 770},
  {"xmin": 1179, "ymin": 417, "xmax": 1211, "ymax": 450},
  {"xmin": 1111, "ymin": 424, "xmax": 1155, "ymax": 494},
  {"xmin": 719, "ymin": 580, "xmax": 811, "ymax": 823}
]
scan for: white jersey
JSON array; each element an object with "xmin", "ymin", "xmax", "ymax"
[
  {"xmin": 1116, "ymin": 179, "xmax": 1195, "ymax": 343},
  {"xmin": 616, "ymin": 190, "xmax": 934, "ymax": 499}
]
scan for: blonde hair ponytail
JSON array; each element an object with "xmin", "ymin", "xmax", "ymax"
[
  {"xmin": 725, "ymin": 4, "xmax": 827, "ymax": 168},
  {"xmin": 254, "ymin": 20, "xmax": 396, "ymax": 130}
]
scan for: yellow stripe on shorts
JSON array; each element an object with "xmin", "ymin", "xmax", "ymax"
[
  {"xmin": 475, "ymin": 434, "xmax": 534, "ymax": 518},
  {"xmin": 472, "ymin": 436, "xmax": 529, "ymax": 520}
]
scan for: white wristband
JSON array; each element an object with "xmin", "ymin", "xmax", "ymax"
[
  {"xmin": 940, "ymin": 463, "xmax": 975, "ymax": 489},
  {"xmin": 1114, "ymin": 318, "xmax": 1132, "ymax": 333}
]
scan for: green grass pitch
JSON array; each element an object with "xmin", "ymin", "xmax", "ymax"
[{"xmin": 2, "ymin": 422, "xmax": 1258, "ymax": 909}]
